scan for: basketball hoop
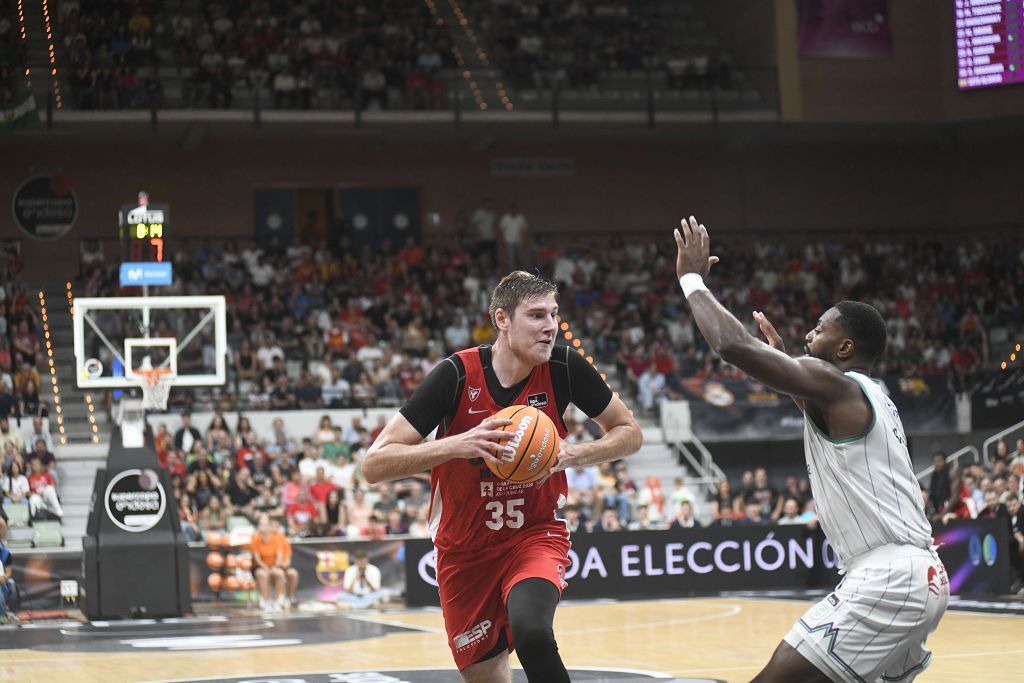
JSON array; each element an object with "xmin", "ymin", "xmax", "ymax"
[{"xmin": 134, "ymin": 368, "xmax": 175, "ymax": 411}]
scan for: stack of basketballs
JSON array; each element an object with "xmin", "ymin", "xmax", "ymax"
[{"xmin": 204, "ymin": 530, "xmax": 256, "ymax": 597}]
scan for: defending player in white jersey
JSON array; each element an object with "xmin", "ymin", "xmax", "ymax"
[{"xmin": 673, "ymin": 216, "xmax": 948, "ymax": 683}]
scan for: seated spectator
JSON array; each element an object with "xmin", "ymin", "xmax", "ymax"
[
  {"xmin": 0, "ymin": 418, "xmax": 24, "ymax": 457},
  {"xmin": 251, "ymin": 514, "xmax": 299, "ymax": 611},
  {"xmin": 384, "ymin": 508, "xmax": 408, "ymax": 536},
  {"xmin": 178, "ymin": 492, "xmax": 202, "ymax": 542},
  {"xmin": 319, "ymin": 488, "xmax": 347, "ymax": 537},
  {"xmin": 174, "ymin": 412, "xmax": 202, "ymax": 452},
  {"xmin": 225, "ymin": 467, "xmax": 258, "ymax": 519},
  {"xmin": 670, "ymin": 500, "xmax": 701, "ymax": 529},
  {"xmin": 187, "ymin": 469, "xmax": 221, "ymax": 511},
  {"xmin": 2, "ymin": 461, "xmax": 30, "ymax": 510},
  {"xmin": 199, "ymin": 495, "xmax": 227, "ymax": 532},
  {"xmin": 591, "ymin": 507, "xmax": 622, "ymax": 532},
  {"xmin": 27, "ymin": 459, "xmax": 62, "ymax": 520},
  {"xmin": 26, "ymin": 439, "xmax": 57, "ymax": 484},
  {"xmin": 738, "ymin": 501, "xmax": 767, "ymax": 526},
  {"xmin": 340, "ymin": 549, "xmax": 387, "ymax": 609},
  {"xmin": 286, "ymin": 487, "xmax": 318, "ymax": 537},
  {"xmin": 776, "ymin": 498, "xmax": 805, "ymax": 525},
  {"xmin": 345, "ymin": 487, "xmax": 374, "ymax": 536}
]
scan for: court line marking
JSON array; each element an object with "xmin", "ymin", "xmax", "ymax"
[
  {"xmin": 141, "ymin": 665, "xmax": 674, "ymax": 683},
  {"xmin": 342, "ymin": 613, "xmax": 445, "ymax": 633},
  {"xmin": 561, "ymin": 604, "xmax": 743, "ymax": 636}
]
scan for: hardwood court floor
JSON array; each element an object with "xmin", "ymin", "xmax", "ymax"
[{"xmin": 2, "ymin": 597, "xmax": 1021, "ymax": 682}]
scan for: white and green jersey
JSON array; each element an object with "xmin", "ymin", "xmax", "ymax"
[{"xmin": 803, "ymin": 371, "xmax": 933, "ymax": 566}]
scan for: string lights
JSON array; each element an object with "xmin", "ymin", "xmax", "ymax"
[
  {"xmin": 39, "ymin": 291, "xmax": 66, "ymax": 445},
  {"xmin": 41, "ymin": 0, "xmax": 62, "ymax": 107},
  {"xmin": 447, "ymin": 0, "xmax": 514, "ymax": 110},
  {"xmin": 999, "ymin": 342, "xmax": 1021, "ymax": 371},
  {"xmin": 16, "ymin": 0, "xmax": 29, "ymax": 88},
  {"xmin": 66, "ymin": 280, "xmax": 100, "ymax": 443},
  {"xmin": 557, "ymin": 316, "xmax": 630, "ymax": 414}
]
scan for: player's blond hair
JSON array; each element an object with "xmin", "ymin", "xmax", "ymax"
[{"xmin": 488, "ymin": 271, "xmax": 558, "ymax": 329}]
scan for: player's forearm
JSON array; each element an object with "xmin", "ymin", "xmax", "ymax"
[
  {"xmin": 361, "ymin": 439, "xmax": 453, "ymax": 484},
  {"xmin": 565, "ymin": 421, "xmax": 643, "ymax": 468},
  {"xmin": 686, "ymin": 290, "xmax": 755, "ymax": 362}
]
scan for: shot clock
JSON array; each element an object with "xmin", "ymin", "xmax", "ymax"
[{"xmin": 120, "ymin": 191, "xmax": 169, "ymax": 263}]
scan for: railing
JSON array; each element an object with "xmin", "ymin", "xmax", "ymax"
[
  {"xmin": 673, "ymin": 433, "xmax": 727, "ymax": 497},
  {"xmin": 915, "ymin": 445, "xmax": 980, "ymax": 482},
  {"xmin": 982, "ymin": 418, "xmax": 1024, "ymax": 466},
  {"xmin": 42, "ymin": 65, "xmax": 780, "ymax": 131}
]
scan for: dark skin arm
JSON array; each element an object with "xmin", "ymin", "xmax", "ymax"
[{"xmin": 674, "ymin": 216, "xmax": 871, "ymax": 439}]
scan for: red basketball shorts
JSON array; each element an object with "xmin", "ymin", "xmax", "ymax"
[{"xmin": 435, "ymin": 526, "xmax": 571, "ymax": 671}]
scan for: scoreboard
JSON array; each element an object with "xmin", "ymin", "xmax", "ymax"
[
  {"xmin": 955, "ymin": 0, "xmax": 1024, "ymax": 90},
  {"xmin": 119, "ymin": 202, "xmax": 169, "ymax": 263}
]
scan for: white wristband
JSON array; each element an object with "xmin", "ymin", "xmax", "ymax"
[{"xmin": 679, "ymin": 273, "xmax": 708, "ymax": 299}]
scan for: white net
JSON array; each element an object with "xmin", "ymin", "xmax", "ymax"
[{"xmin": 136, "ymin": 370, "xmax": 175, "ymax": 412}]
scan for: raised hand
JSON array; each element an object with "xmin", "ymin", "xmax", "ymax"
[
  {"xmin": 673, "ymin": 215, "xmax": 720, "ymax": 279},
  {"xmin": 753, "ymin": 311, "xmax": 786, "ymax": 352}
]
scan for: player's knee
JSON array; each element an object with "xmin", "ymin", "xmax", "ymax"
[{"xmin": 511, "ymin": 621, "xmax": 557, "ymax": 654}]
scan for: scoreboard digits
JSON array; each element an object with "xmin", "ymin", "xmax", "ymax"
[{"xmin": 120, "ymin": 201, "xmax": 169, "ymax": 263}]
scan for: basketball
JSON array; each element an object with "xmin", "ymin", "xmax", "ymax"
[
  {"xmin": 223, "ymin": 576, "xmax": 240, "ymax": 592},
  {"xmin": 206, "ymin": 531, "xmax": 225, "ymax": 549},
  {"xmin": 485, "ymin": 405, "xmax": 560, "ymax": 483},
  {"xmin": 225, "ymin": 553, "xmax": 237, "ymax": 570},
  {"xmin": 238, "ymin": 555, "xmax": 253, "ymax": 572},
  {"xmin": 206, "ymin": 551, "xmax": 224, "ymax": 570},
  {"xmin": 207, "ymin": 573, "xmax": 222, "ymax": 592}
]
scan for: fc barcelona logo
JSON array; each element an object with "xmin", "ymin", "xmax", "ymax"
[{"xmin": 316, "ymin": 550, "xmax": 350, "ymax": 586}]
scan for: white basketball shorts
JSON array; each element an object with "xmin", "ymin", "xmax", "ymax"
[{"xmin": 784, "ymin": 544, "xmax": 949, "ymax": 683}]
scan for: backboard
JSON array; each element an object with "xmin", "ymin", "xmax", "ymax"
[{"xmin": 73, "ymin": 295, "xmax": 227, "ymax": 389}]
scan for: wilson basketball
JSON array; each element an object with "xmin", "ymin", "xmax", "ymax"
[
  {"xmin": 206, "ymin": 551, "xmax": 224, "ymax": 570},
  {"xmin": 223, "ymin": 575, "xmax": 240, "ymax": 592},
  {"xmin": 207, "ymin": 573, "xmax": 223, "ymax": 592},
  {"xmin": 486, "ymin": 405, "xmax": 560, "ymax": 483}
]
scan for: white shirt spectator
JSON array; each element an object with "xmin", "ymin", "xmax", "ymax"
[
  {"xmin": 343, "ymin": 562, "xmax": 382, "ymax": 596},
  {"xmin": 257, "ymin": 342, "xmax": 285, "ymax": 369},
  {"xmin": 566, "ymin": 466, "xmax": 599, "ymax": 491},
  {"xmin": 498, "ymin": 212, "xmax": 527, "ymax": 246},
  {"xmin": 249, "ymin": 259, "xmax": 276, "ymax": 287},
  {"xmin": 471, "ymin": 207, "xmax": 496, "ymax": 241}
]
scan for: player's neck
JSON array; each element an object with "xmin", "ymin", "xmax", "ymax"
[{"xmin": 490, "ymin": 337, "xmax": 533, "ymax": 388}]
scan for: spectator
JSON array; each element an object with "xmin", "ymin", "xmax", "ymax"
[
  {"xmin": 591, "ymin": 507, "xmax": 622, "ymax": 532},
  {"xmin": 321, "ymin": 488, "xmax": 347, "ymax": 537},
  {"xmin": 776, "ymin": 498, "xmax": 805, "ymax": 525},
  {"xmin": 251, "ymin": 514, "xmax": 299, "ymax": 611},
  {"xmin": 174, "ymin": 412, "xmax": 201, "ymax": 452},
  {"xmin": 0, "ymin": 418, "xmax": 24, "ymax": 456},
  {"xmin": 340, "ymin": 549, "xmax": 387, "ymax": 609},
  {"xmin": 1, "ymin": 461, "xmax": 29, "ymax": 510},
  {"xmin": 928, "ymin": 452, "xmax": 952, "ymax": 512},
  {"xmin": 178, "ymin": 492, "xmax": 202, "ymax": 542},
  {"xmin": 738, "ymin": 501, "xmax": 766, "ymax": 526},
  {"xmin": 498, "ymin": 202, "xmax": 528, "ymax": 270},
  {"xmin": 286, "ymin": 487, "xmax": 318, "ymax": 537},
  {"xmin": 670, "ymin": 500, "xmax": 701, "ymax": 529},
  {"xmin": 27, "ymin": 459, "xmax": 62, "ymax": 520},
  {"xmin": 21, "ymin": 417, "xmax": 52, "ymax": 455}
]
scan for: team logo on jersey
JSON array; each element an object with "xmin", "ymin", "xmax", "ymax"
[
  {"xmin": 827, "ymin": 593, "xmax": 840, "ymax": 607},
  {"xmin": 527, "ymin": 392, "xmax": 549, "ymax": 408},
  {"xmin": 480, "ymin": 481, "xmax": 494, "ymax": 497},
  {"xmin": 468, "ymin": 386, "xmax": 481, "ymax": 402},
  {"xmin": 557, "ymin": 563, "xmax": 567, "ymax": 589},
  {"xmin": 926, "ymin": 565, "xmax": 948, "ymax": 596}
]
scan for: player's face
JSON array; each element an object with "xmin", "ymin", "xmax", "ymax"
[
  {"xmin": 803, "ymin": 307, "xmax": 843, "ymax": 363},
  {"xmin": 507, "ymin": 294, "xmax": 558, "ymax": 366}
]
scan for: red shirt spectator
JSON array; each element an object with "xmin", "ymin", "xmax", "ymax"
[{"xmin": 29, "ymin": 469, "xmax": 56, "ymax": 494}]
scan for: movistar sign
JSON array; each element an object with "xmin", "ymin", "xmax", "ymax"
[{"xmin": 119, "ymin": 261, "xmax": 173, "ymax": 286}]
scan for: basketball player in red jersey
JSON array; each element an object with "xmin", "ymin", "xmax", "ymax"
[{"xmin": 364, "ymin": 271, "xmax": 643, "ymax": 682}]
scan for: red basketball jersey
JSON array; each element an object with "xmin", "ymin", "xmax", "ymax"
[{"xmin": 428, "ymin": 347, "xmax": 569, "ymax": 554}]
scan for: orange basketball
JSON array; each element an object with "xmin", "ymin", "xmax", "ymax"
[
  {"xmin": 485, "ymin": 405, "xmax": 560, "ymax": 483},
  {"xmin": 206, "ymin": 551, "xmax": 225, "ymax": 570},
  {"xmin": 207, "ymin": 573, "xmax": 223, "ymax": 592},
  {"xmin": 223, "ymin": 575, "xmax": 240, "ymax": 592},
  {"xmin": 225, "ymin": 554, "xmax": 237, "ymax": 570},
  {"xmin": 239, "ymin": 555, "xmax": 253, "ymax": 572},
  {"xmin": 206, "ymin": 531, "xmax": 225, "ymax": 549}
]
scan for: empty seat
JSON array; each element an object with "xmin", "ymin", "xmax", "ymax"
[{"xmin": 32, "ymin": 521, "xmax": 64, "ymax": 548}]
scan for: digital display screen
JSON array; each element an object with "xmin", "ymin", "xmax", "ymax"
[
  {"xmin": 119, "ymin": 203, "xmax": 169, "ymax": 262},
  {"xmin": 956, "ymin": 0, "xmax": 1024, "ymax": 90}
]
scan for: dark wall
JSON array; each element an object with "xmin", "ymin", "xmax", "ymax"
[
  {"xmin": 796, "ymin": 0, "xmax": 1024, "ymax": 122},
  {"xmin": 3, "ymin": 122, "xmax": 1023, "ymax": 280}
]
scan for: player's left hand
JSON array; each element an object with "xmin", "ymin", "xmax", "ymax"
[
  {"xmin": 534, "ymin": 442, "xmax": 579, "ymax": 485},
  {"xmin": 674, "ymin": 215, "xmax": 719, "ymax": 279}
]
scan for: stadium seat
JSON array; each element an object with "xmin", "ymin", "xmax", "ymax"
[
  {"xmin": 5, "ymin": 504, "xmax": 31, "ymax": 528},
  {"xmin": 226, "ymin": 515, "xmax": 253, "ymax": 532},
  {"xmin": 31, "ymin": 521, "xmax": 64, "ymax": 548},
  {"xmin": 6, "ymin": 526, "xmax": 34, "ymax": 549}
]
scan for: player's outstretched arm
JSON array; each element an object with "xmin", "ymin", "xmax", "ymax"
[
  {"xmin": 673, "ymin": 216, "xmax": 853, "ymax": 403},
  {"xmin": 361, "ymin": 413, "xmax": 512, "ymax": 484}
]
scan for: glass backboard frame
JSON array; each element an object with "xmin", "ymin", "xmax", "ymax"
[{"xmin": 73, "ymin": 295, "xmax": 227, "ymax": 389}]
